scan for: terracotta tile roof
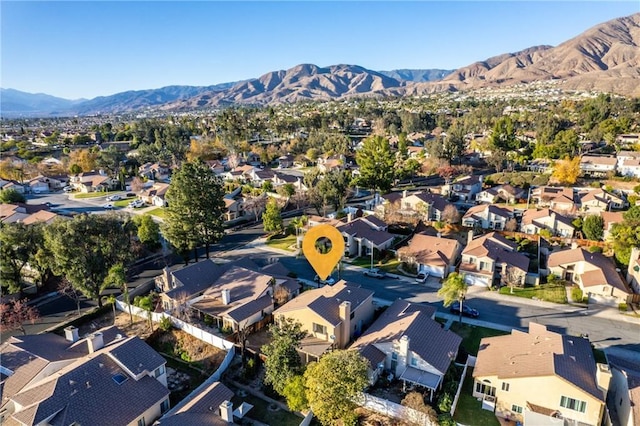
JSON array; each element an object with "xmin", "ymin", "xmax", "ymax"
[
  {"xmin": 351, "ymin": 300, "xmax": 459, "ymax": 375},
  {"xmin": 398, "ymin": 233, "xmax": 460, "ymax": 269},
  {"xmin": 22, "ymin": 210, "xmax": 58, "ymax": 225},
  {"xmin": 601, "ymin": 211, "xmax": 624, "ymax": 231},
  {"xmin": 274, "ymin": 281, "xmax": 373, "ymax": 325},
  {"xmin": 548, "ymin": 248, "xmax": 629, "ymax": 293},
  {"xmin": 533, "ymin": 186, "xmax": 574, "ymax": 205},
  {"xmin": 474, "ymin": 323, "xmax": 603, "ymax": 401}
]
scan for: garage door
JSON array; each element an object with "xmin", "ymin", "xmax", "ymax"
[
  {"xmin": 463, "ymin": 273, "xmax": 490, "ymax": 287},
  {"xmin": 421, "ymin": 265, "xmax": 444, "ymax": 278}
]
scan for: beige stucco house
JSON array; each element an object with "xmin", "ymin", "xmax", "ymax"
[
  {"xmin": 273, "ymin": 280, "xmax": 375, "ymax": 362},
  {"xmin": 520, "ymin": 208, "xmax": 575, "ymax": 237},
  {"xmin": 462, "ymin": 204, "xmax": 513, "ymax": 230},
  {"xmin": 397, "ymin": 232, "xmax": 461, "ymax": 278},
  {"xmin": 532, "ymin": 186, "xmax": 576, "ymax": 213},
  {"xmin": 473, "ymin": 323, "xmax": 610, "ymax": 426},
  {"xmin": 547, "ymin": 247, "xmax": 632, "ymax": 304}
]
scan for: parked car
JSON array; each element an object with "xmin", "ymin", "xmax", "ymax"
[
  {"xmin": 314, "ymin": 275, "xmax": 336, "ymax": 286},
  {"xmin": 63, "ymin": 186, "xmax": 74, "ymax": 192},
  {"xmin": 363, "ymin": 268, "xmax": 386, "ymax": 278},
  {"xmin": 106, "ymin": 194, "xmax": 122, "ymax": 201},
  {"xmin": 128, "ymin": 200, "xmax": 144, "ymax": 208},
  {"xmin": 102, "ymin": 203, "xmax": 114, "ymax": 210},
  {"xmin": 449, "ymin": 301, "xmax": 479, "ymax": 318},
  {"xmin": 415, "ymin": 273, "xmax": 428, "ymax": 284}
]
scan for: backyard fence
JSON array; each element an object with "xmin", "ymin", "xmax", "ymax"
[
  {"xmin": 114, "ymin": 300, "xmax": 235, "ymax": 350},
  {"xmin": 450, "ymin": 361, "xmax": 470, "ymax": 417},
  {"xmin": 354, "ymin": 393, "xmax": 438, "ymax": 426},
  {"xmin": 299, "ymin": 410, "xmax": 314, "ymax": 426}
]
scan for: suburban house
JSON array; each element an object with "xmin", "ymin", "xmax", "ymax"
[
  {"xmin": 158, "ymin": 381, "xmax": 237, "ymax": 425},
  {"xmin": 223, "ymin": 197, "xmax": 244, "ymax": 221},
  {"xmin": 277, "ymin": 154, "xmax": 294, "ymax": 168},
  {"xmin": 579, "ymin": 155, "xmax": 617, "ymax": 177},
  {"xmin": 462, "ymin": 204, "xmax": 514, "ymax": 230},
  {"xmin": 532, "ymin": 186, "xmax": 576, "ymax": 212},
  {"xmin": 351, "ymin": 299, "xmax": 461, "ymax": 401},
  {"xmin": 443, "ymin": 175, "xmax": 483, "ymax": 202},
  {"xmin": 158, "ymin": 259, "xmax": 299, "ymax": 332},
  {"xmin": 601, "ymin": 211, "xmax": 624, "ymax": 240},
  {"xmin": 397, "ymin": 233, "xmax": 461, "ymax": 278},
  {"xmin": 317, "ymin": 156, "xmax": 344, "ymax": 173},
  {"xmin": 381, "ymin": 191, "xmax": 453, "ymax": 222},
  {"xmin": 0, "ymin": 180, "xmax": 26, "ymax": 194},
  {"xmin": 547, "ymin": 247, "xmax": 632, "ymax": 304},
  {"xmin": 473, "ymin": 322, "xmax": 609, "ymax": 426},
  {"xmin": 0, "ymin": 203, "xmax": 58, "ymax": 225},
  {"xmin": 247, "ymin": 167, "xmax": 277, "ymax": 188},
  {"xmin": 520, "ymin": 208, "xmax": 575, "ymax": 237},
  {"xmin": 607, "ymin": 355, "xmax": 640, "ymax": 426},
  {"xmin": 617, "ymin": 151, "xmax": 640, "ymax": 178},
  {"xmin": 337, "ymin": 215, "xmax": 395, "ymax": 257},
  {"xmin": 69, "ymin": 171, "xmax": 117, "ymax": 193},
  {"xmin": 0, "ymin": 325, "xmax": 170, "ymax": 426},
  {"xmin": 578, "ymin": 189, "xmax": 627, "ymax": 213},
  {"xmin": 26, "ymin": 176, "xmax": 50, "ymax": 194},
  {"xmin": 139, "ymin": 162, "xmax": 170, "ymax": 181},
  {"xmin": 205, "ymin": 159, "xmax": 226, "ymax": 175},
  {"xmin": 626, "ymin": 247, "xmax": 640, "ymax": 294},
  {"xmin": 459, "ymin": 232, "xmax": 529, "ymax": 287},
  {"xmin": 273, "ymin": 281, "xmax": 375, "ymax": 362},
  {"xmin": 139, "ymin": 182, "xmax": 170, "ymax": 207},
  {"xmin": 476, "ymin": 184, "xmax": 525, "ymax": 204}
]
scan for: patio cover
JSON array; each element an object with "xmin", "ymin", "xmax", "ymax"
[
  {"xmin": 298, "ymin": 336, "xmax": 333, "ymax": 358},
  {"xmin": 400, "ymin": 367, "xmax": 442, "ymax": 390}
]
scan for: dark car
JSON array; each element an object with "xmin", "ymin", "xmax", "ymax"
[{"xmin": 449, "ymin": 301, "xmax": 479, "ymax": 318}]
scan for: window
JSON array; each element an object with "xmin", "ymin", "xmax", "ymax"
[
  {"xmin": 560, "ymin": 396, "xmax": 586, "ymax": 413},
  {"xmin": 154, "ymin": 365, "xmax": 166, "ymax": 378},
  {"xmin": 475, "ymin": 381, "xmax": 496, "ymax": 397},
  {"xmin": 312, "ymin": 323, "xmax": 327, "ymax": 335},
  {"xmin": 410, "ymin": 357, "xmax": 418, "ymax": 367},
  {"xmin": 391, "ymin": 352, "xmax": 398, "ymax": 361},
  {"xmin": 479, "ymin": 261, "xmax": 486, "ymax": 271},
  {"xmin": 137, "ymin": 418, "xmax": 146, "ymax": 426},
  {"xmin": 502, "ymin": 382, "xmax": 510, "ymax": 392},
  {"xmin": 511, "ymin": 405, "xmax": 522, "ymax": 414},
  {"xmin": 161, "ymin": 399, "xmax": 170, "ymax": 413}
]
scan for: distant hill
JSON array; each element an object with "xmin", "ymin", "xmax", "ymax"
[
  {"xmin": 378, "ymin": 69, "xmax": 454, "ymax": 82},
  {"xmin": 2, "ymin": 13, "xmax": 638, "ymax": 117},
  {"xmin": 0, "ymin": 88, "xmax": 84, "ymax": 116}
]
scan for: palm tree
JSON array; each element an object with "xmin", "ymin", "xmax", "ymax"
[
  {"xmin": 104, "ymin": 264, "xmax": 132, "ymax": 325},
  {"xmin": 438, "ymin": 272, "xmax": 468, "ymax": 324}
]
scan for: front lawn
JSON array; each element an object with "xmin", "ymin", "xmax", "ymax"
[
  {"xmin": 499, "ymin": 284, "xmax": 567, "ymax": 304},
  {"xmin": 453, "ymin": 370, "xmax": 500, "ymax": 426},
  {"xmin": 265, "ymin": 234, "xmax": 298, "ymax": 251},
  {"xmin": 349, "ymin": 257, "xmax": 404, "ymax": 274},
  {"xmin": 73, "ymin": 192, "xmax": 109, "ymax": 199},
  {"xmin": 448, "ymin": 322, "xmax": 509, "ymax": 356},
  {"xmin": 113, "ymin": 197, "xmax": 136, "ymax": 207},
  {"xmin": 147, "ymin": 207, "xmax": 167, "ymax": 219}
]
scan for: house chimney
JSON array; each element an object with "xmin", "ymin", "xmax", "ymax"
[
  {"xmin": 596, "ymin": 363, "xmax": 612, "ymax": 394},
  {"xmin": 87, "ymin": 332, "xmax": 104, "ymax": 353},
  {"xmin": 64, "ymin": 326, "xmax": 79, "ymax": 343},
  {"xmin": 399, "ymin": 335, "xmax": 410, "ymax": 360},
  {"xmin": 402, "ymin": 190, "xmax": 407, "ymax": 200},
  {"xmin": 221, "ymin": 289, "xmax": 231, "ymax": 305},
  {"xmin": 347, "ymin": 212, "xmax": 354, "ymax": 223},
  {"xmin": 163, "ymin": 267, "xmax": 172, "ymax": 290},
  {"xmin": 219, "ymin": 400, "xmax": 233, "ymax": 423},
  {"xmin": 339, "ymin": 301, "xmax": 351, "ymax": 348},
  {"xmin": 467, "ymin": 230, "xmax": 474, "ymax": 245},
  {"xmin": 571, "ymin": 242, "xmax": 578, "ymax": 250}
]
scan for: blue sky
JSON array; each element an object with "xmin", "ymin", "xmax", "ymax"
[{"xmin": 2, "ymin": 1, "xmax": 638, "ymax": 99}]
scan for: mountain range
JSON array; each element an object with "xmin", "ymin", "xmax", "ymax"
[{"xmin": 2, "ymin": 13, "xmax": 638, "ymax": 117}]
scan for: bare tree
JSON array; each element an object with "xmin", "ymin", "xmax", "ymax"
[
  {"xmin": 243, "ymin": 194, "xmax": 267, "ymax": 222},
  {"xmin": 1, "ymin": 299, "xmax": 39, "ymax": 335},
  {"xmin": 227, "ymin": 152, "xmax": 241, "ymax": 170},
  {"xmin": 442, "ymin": 205, "xmax": 461, "ymax": 224},
  {"xmin": 171, "ymin": 291, "xmax": 191, "ymax": 323},
  {"xmin": 58, "ymin": 279, "xmax": 83, "ymax": 316},
  {"xmin": 131, "ymin": 176, "xmax": 144, "ymax": 193},
  {"xmin": 504, "ymin": 218, "xmax": 518, "ymax": 232},
  {"xmin": 502, "ymin": 265, "xmax": 525, "ymax": 294}
]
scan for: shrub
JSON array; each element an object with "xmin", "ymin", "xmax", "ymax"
[
  {"xmin": 437, "ymin": 392, "xmax": 452, "ymax": 414},
  {"xmin": 158, "ymin": 316, "xmax": 173, "ymax": 331},
  {"xmin": 438, "ymin": 413, "xmax": 457, "ymax": 426},
  {"xmin": 180, "ymin": 351, "xmax": 191, "ymax": 362},
  {"xmin": 588, "ymin": 245, "xmax": 603, "ymax": 253},
  {"xmin": 619, "ymin": 303, "xmax": 628, "ymax": 312},
  {"xmin": 547, "ymin": 274, "xmax": 559, "ymax": 285},
  {"xmin": 203, "ymin": 314, "xmax": 215, "ymax": 326},
  {"xmin": 571, "ymin": 287, "xmax": 583, "ymax": 303}
]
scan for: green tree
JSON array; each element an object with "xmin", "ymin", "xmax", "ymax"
[
  {"xmin": 610, "ymin": 206, "xmax": 640, "ymax": 265},
  {"xmin": 304, "ymin": 350, "xmax": 369, "ymax": 426},
  {"xmin": 0, "ymin": 223, "xmax": 42, "ymax": 295},
  {"xmin": 262, "ymin": 198, "xmax": 283, "ymax": 234},
  {"xmin": 44, "ymin": 214, "xmax": 135, "ymax": 307},
  {"xmin": 282, "ymin": 375, "xmax": 308, "ymax": 412},
  {"xmin": 104, "ymin": 263, "xmax": 133, "ymax": 324},
  {"xmin": 582, "ymin": 215, "xmax": 604, "ymax": 241},
  {"xmin": 103, "ymin": 294, "xmax": 117, "ymax": 325},
  {"xmin": 261, "ymin": 318, "xmax": 306, "ymax": 395},
  {"xmin": 489, "ymin": 116, "xmax": 519, "ymax": 152},
  {"xmin": 0, "ymin": 188, "xmax": 26, "ymax": 204},
  {"xmin": 163, "ymin": 160, "xmax": 226, "ymax": 263},
  {"xmin": 355, "ymin": 135, "xmax": 395, "ymax": 192},
  {"xmin": 437, "ymin": 272, "xmax": 468, "ymax": 323},
  {"xmin": 134, "ymin": 215, "xmax": 161, "ymax": 249}
]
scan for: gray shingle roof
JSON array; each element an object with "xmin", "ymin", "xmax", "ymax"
[
  {"xmin": 108, "ymin": 337, "xmax": 166, "ymax": 376},
  {"xmin": 226, "ymin": 295, "xmax": 273, "ymax": 323},
  {"xmin": 168, "ymin": 259, "xmax": 221, "ymax": 298},
  {"xmin": 159, "ymin": 381, "xmax": 234, "ymax": 426}
]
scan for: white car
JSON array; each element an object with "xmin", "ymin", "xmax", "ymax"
[
  {"xmin": 106, "ymin": 194, "xmax": 122, "ymax": 201},
  {"xmin": 103, "ymin": 203, "xmax": 114, "ymax": 209},
  {"xmin": 128, "ymin": 200, "xmax": 144, "ymax": 208},
  {"xmin": 63, "ymin": 186, "xmax": 74, "ymax": 192}
]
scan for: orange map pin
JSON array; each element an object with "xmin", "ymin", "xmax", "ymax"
[{"xmin": 302, "ymin": 224, "xmax": 345, "ymax": 281}]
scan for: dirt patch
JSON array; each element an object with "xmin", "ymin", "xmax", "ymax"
[
  {"xmin": 147, "ymin": 328, "xmax": 226, "ymax": 373},
  {"xmin": 356, "ymin": 407, "xmax": 414, "ymax": 426},
  {"xmin": 78, "ymin": 310, "xmax": 155, "ymax": 340}
]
